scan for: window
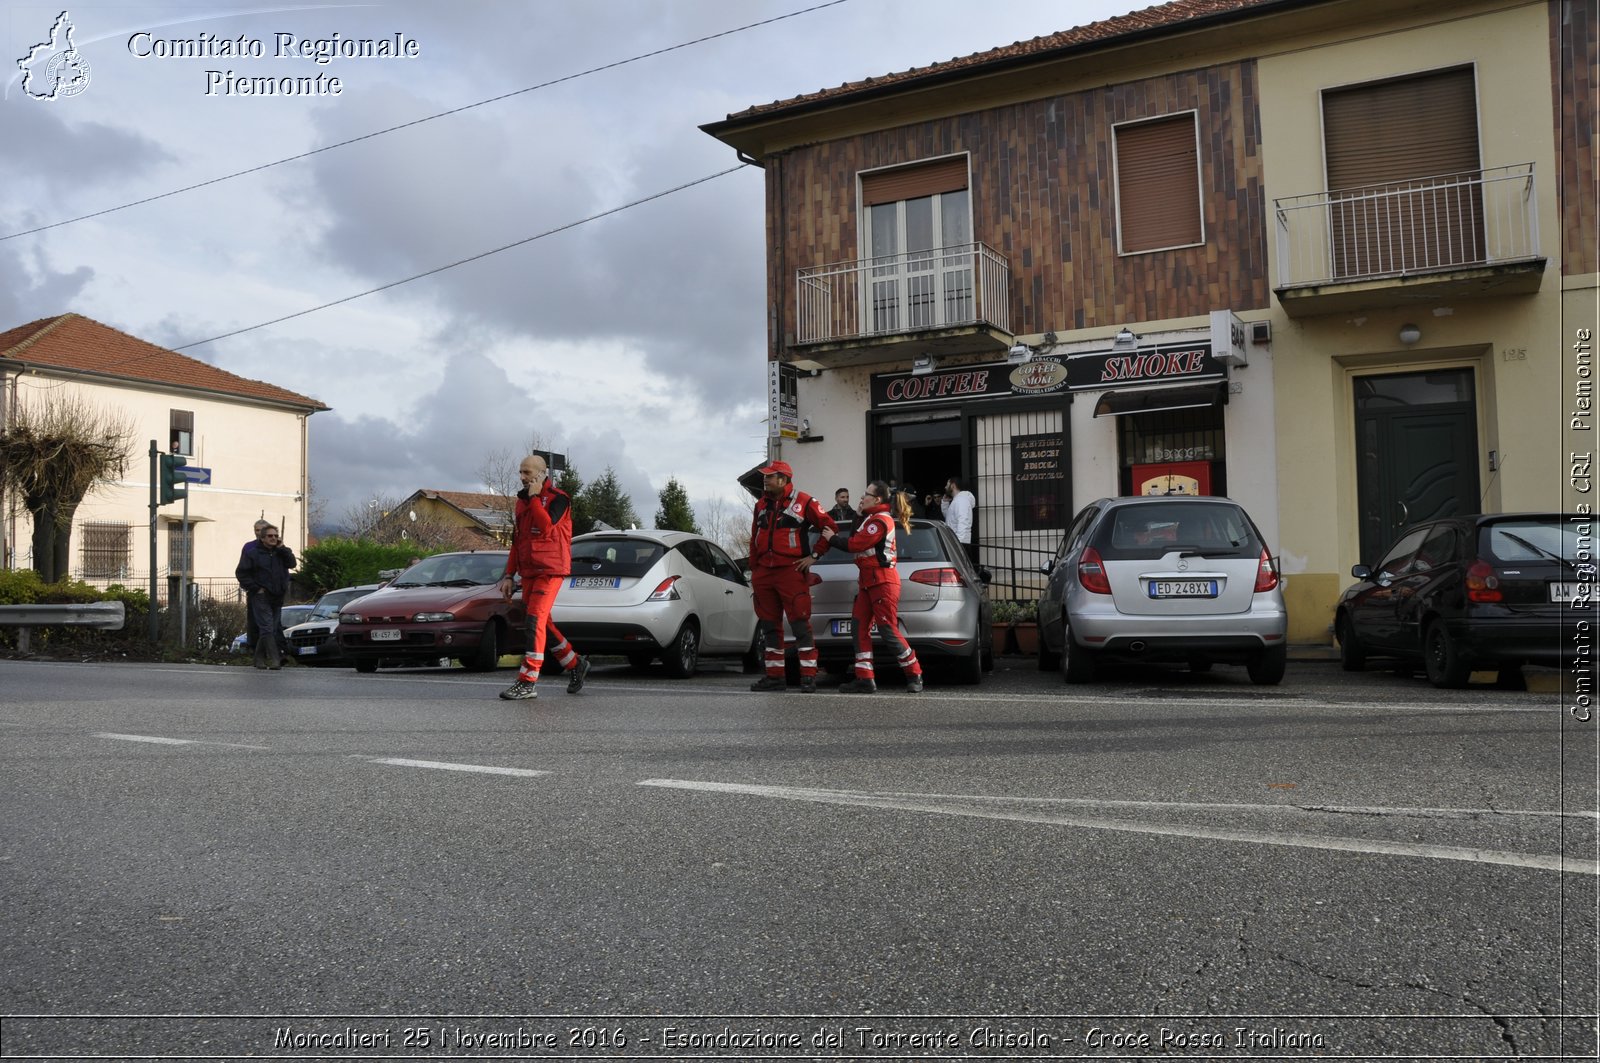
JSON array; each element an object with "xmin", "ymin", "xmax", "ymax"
[
  {"xmin": 81, "ymin": 522, "xmax": 131, "ymax": 578},
  {"xmin": 1113, "ymin": 112, "xmax": 1203, "ymax": 253},
  {"xmin": 166, "ymin": 520, "xmax": 197, "ymax": 576},
  {"xmin": 860, "ymin": 156, "xmax": 973, "ymax": 333},
  {"xmin": 170, "ymin": 409, "xmax": 194, "ymax": 456},
  {"xmin": 1323, "ymin": 66, "xmax": 1482, "ymax": 277}
]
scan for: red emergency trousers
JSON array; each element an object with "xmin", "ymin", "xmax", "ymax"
[
  {"xmin": 504, "ymin": 483, "xmax": 580, "ymax": 683},
  {"xmin": 750, "ymin": 487, "xmax": 836, "ymax": 681},
  {"xmin": 838, "ymin": 506, "xmax": 922, "ymax": 682}
]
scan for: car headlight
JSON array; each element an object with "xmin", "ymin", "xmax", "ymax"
[
  {"xmin": 412, "ymin": 612, "xmax": 454, "ymax": 622},
  {"xmin": 338, "ymin": 613, "xmax": 363, "ymax": 624}
]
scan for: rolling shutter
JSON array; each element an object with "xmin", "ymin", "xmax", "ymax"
[
  {"xmin": 861, "ymin": 156, "xmax": 968, "ymax": 206},
  {"xmin": 1115, "ymin": 114, "xmax": 1203, "ymax": 253}
]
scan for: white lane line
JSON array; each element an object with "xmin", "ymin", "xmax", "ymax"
[
  {"xmin": 868, "ymin": 791, "xmax": 1600, "ymax": 821},
  {"xmin": 357, "ymin": 757, "xmax": 550, "ymax": 778},
  {"xmin": 92, "ymin": 732, "xmax": 270, "ymax": 750},
  {"xmin": 638, "ymin": 779, "xmax": 1598, "ymax": 876}
]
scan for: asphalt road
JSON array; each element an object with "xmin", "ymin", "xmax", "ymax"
[{"xmin": 0, "ymin": 654, "xmax": 1594, "ymax": 1061}]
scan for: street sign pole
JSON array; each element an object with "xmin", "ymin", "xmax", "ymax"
[
  {"xmin": 147, "ymin": 441, "xmax": 159, "ymax": 641},
  {"xmin": 179, "ymin": 490, "xmax": 189, "ymax": 648}
]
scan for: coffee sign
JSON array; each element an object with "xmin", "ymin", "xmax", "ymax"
[{"xmin": 872, "ymin": 341, "xmax": 1224, "ymax": 408}]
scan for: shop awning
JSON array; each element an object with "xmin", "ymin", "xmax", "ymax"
[{"xmin": 1092, "ymin": 381, "xmax": 1227, "ymax": 417}]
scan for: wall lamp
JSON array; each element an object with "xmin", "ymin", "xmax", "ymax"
[
  {"xmin": 1007, "ymin": 343, "xmax": 1034, "ymax": 364},
  {"xmin": 1398, "ymin": 323, "xmax": 1422, "ymax": 346},
  {"xmin": 911, "ymin": 354, "xmax": 939, "ymax": 375},
  {"xmin": 1113, "ymin": 327, "xmax": 1140, "ymax": 351}
]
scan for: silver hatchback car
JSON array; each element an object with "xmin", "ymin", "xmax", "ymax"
[{"xmin": 1037, "ymin": 496, "xmax": 1288, "ymax": 685}]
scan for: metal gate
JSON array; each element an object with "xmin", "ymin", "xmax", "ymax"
[{"xmin": 973, "ymin": 402, "xmax": 1071, "ymax": 603}]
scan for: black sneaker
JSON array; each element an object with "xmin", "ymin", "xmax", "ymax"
[
  {"xmin": 499, "ymin": 679, "xmax": 538, "ymax": 700},
  {"xmin": 838, "ymin": 678, "xmax": 877, "ymax": 694},
  {"xmin": 799, "ymin": 675, "xmax": 817, "ymax": 693},
  {"xmin": 905, "ymin": 674, "xmax": 923, "ymax": 693},
  {"xmin": 749, "ymin": 675, "xmax": 785, "ymax": 692},
  {"xmin": 566, "ymin": 656, "xmax": 591, "ymax": 694}
]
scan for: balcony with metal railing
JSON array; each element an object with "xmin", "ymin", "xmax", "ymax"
[
  {"xmin": 793, "ymin": 242, "xmax": 1014, "ymax": 367},
  {"xmin": 1272, "ymin": 164, "xmax": 1546, "ymax": 317}
]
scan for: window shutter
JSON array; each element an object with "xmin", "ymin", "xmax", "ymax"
[
  {"xmin": 1115, "ymin": 114, "xmax": 1202, "ymax": 253},
  {"xmin": 861, "ymin": 156, "xmax": 968, "ymax": 206}
]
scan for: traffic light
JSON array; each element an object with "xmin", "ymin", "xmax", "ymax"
[{"xmin": 158, "ymin": 453, "xmax": 187, "ymax": 506}]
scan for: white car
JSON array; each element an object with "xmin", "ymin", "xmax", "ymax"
[{"xmin": 551, "ymin": 530, "xmax": 757, "ymax": 677}]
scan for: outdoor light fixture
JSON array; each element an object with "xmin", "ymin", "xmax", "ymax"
[
  {"xmin": 1113, "ymin": 327, "xmax": 1139, "ymax": 350},
  {"xmin": 911, "ymin": 354, "xmax": 939, "ymax": 375},
  {"xmin": 1398, "ymin": 324, "xmax": 1422, "ymax": 346},
  {"xmin": 1007, "ymin": 343, "xmax": 1034, "ymax": 364}
]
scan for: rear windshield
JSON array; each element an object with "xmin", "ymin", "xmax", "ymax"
[
  {"xmin": 1095, "ymin": 502, "xmax": 1261, "ymax": 560},
  {"xmin": 313, "ymin": 588, "xmax": 372, "ymax": 616},
  {"xmin": 389, "ymin": 553, "xmax": 507, "ymax": 587},
  {"xmin": 1481, "ymin": 518, "xmax": 1585, "ymax": 564},
  {"xmin": 571, "ymin": 537, "xmax": 667, "ymax": 577},
  {"xmin": 810, "ymin": 522, "xmax": 949, "ymax": 566}
]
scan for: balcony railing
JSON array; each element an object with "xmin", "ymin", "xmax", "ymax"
[
  {"xmin": 796, "ymin": 241, "xmax": 1011, "ymax": 345},
  {"xmin": 1274, "ymin": 164, "xmax": 1541, "ymax": 289}
]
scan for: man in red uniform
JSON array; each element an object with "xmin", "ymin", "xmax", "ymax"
[
  {"xmin": 496, "ymin": 454, "xmax": 590, "ymax": 700},
  {"xmin": 748, "ymin": 460, "xmax": 837, "ymax": 693}
]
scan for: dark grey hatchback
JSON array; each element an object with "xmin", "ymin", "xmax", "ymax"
[{"xmin": 1335, "ymin": 513, "xmax": 1595, "ymax": 687}]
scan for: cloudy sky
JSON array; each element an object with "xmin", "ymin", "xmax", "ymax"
[{"xmin": 2, "ymin": 0, "xmax": 1133, "ymax": 533}]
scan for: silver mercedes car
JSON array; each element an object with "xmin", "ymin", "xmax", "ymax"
[{"xmin": 1037, "ymin": 496, "xmax": 1288, "ymax": 685}]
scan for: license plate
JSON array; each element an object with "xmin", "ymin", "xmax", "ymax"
[
  {"xmin": 1149, "ymin": 580, "xmax": 1219, "ymax": 599},
  {"xmin": 297, "ymin": 646, "xmax": 317, "ymax": 656},
  {"xmin": 371, "ymin": 629, "xmax": 401, "ymax": 641},
  {"xmin": 1551, "ymin": 582, "xmax": 1585, "ymax": 603},
  {"xmin": 831, "ymin": 619, "xmax": 853, "ymax": 636},
  {"xmin": 570, "ymin": 576, "xmax": 620, "ymax": 589}
]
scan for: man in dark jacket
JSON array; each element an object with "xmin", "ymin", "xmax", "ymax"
[{"xmin": 235, "ymin": 523, "xmax": 296, "ymax": 670}]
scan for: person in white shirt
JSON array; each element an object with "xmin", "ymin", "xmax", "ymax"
[{"xmin": 942, "ymin": 477, "xmax": 978, "ymax": 568}]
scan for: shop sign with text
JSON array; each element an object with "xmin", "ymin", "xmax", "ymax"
[{"xmin": 872, "ymin": 342, "xmax": 1224, "ymax": 408}]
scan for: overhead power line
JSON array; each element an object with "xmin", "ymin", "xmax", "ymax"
[
  {"xmin": 171, "ymin": 165, "xmax": 747, "ymax": 352},
  {"xmin": 2, "ymin": 0, "xmax": 850, "ymax": 241}
]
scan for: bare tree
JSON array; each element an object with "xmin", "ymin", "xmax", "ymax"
[
  {"xmin": 476, "ymin": 433, "xmax": 552, "ymax": 501},
  {"xmin": 338, "ymin": 494, "xmax": 402, "ymax": 539},
  {"xmin": 0, "ymin": 394, "xmax": 136, "ymax": 582},
  {"xmin": 696, "ymin": 494, "xmax": 752, "ymax": 558}
]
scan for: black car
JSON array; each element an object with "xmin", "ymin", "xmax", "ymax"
[{"xmin": 1335, "ymin": 513, "xmax": 1593, "ymax": 687}]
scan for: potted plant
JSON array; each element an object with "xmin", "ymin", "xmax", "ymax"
[
  {"xmin": 990, "ymin": 599, "xmax": 1020, "ymax": 656},
  {"xmin": 1011, "ymin": 599, "xmax": 1041, "ymax": 655}
]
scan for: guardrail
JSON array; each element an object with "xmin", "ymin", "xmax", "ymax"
[{"xmin": 0, "ymin": 602, "xmax": 127, "ymax": 653}]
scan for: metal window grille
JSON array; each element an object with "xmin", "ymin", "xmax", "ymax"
[
  {"xmin": 80, "ymin": 522, "xmax": 132, "ymax": 579},
  {"xmin": 1116, "ymin": 407, "xmax": 1227, "ymax": 495},
  {"xmin": 973, "ymin": 404, "xmax": 1070, "ymax": 602}
]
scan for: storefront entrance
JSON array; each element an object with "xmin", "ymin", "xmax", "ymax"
[{"xmin": 1354, "ymin": 367, "xmax": 1480, "ymax": 563}]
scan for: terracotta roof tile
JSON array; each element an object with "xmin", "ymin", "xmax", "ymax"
[
  {"xmin": 0, "ymin": 313, "xmax": 328, "ymax": 411},
  {"xmin": 721, "ymin": 0, "xmax": 1278, "ymax": 122}
]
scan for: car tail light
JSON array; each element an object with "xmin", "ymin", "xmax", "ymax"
[
  {"xmin": 1077, "ymin": 546, "xmax": 1111, "ymax": 594},
  {"xmin": 1254, "ymin": 547, "xmax": 1279, "ymax": 593},
  {"xmin": 909, "ymin": 567, "xmax": 964, "ymax": 587},
  {"xmin": 646, "ymin": 576, "xmax": 682, "ymax": 602},
  {"xmin": 1466, "ymin": 559, "xmax": 1502, "ymax": 602}
]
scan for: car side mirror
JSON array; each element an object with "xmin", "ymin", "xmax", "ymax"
[
  {"xmin": 1351, "ymin": 564, "xmax": 1372, "ymax": 579},
  {"xmin": 1040, "ymin": 559, "xmax": 1056, "ymax": 575}
]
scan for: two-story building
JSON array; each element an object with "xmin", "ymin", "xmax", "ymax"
[
  {"xmin": 703, "ymin": 0, "xmax": 1595, "ymax": 644},
  {"xmin": 0, "ymin": 313, "xmax": 327, "ymax": 595}
]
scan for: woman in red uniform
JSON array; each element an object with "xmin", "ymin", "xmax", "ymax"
[{"xmin": 830, "ymin": 480, "xmax": 924, "ymax": 694}]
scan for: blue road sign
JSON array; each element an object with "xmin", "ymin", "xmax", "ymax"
[{"xmin": 177, "ymin": 465, "xmax": 211, "ymax": 485}]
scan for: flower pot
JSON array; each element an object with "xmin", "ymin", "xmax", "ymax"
[
  {"xmin": 991, "ymin": 622, "xmax": 1016, "ymax": 656},
  {"xmin": 1012, "ymin": 622, "xmax": 1040, "ymax": 655}
]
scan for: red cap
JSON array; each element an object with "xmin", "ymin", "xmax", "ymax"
[{"xmin": 758, "ymin": 460, "xmax": 793, "ymax": 478}]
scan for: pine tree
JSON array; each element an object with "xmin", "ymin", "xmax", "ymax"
[
  {"xmin": 556, "ymin": 465, "xmax": 592, "ymax": 535},
  {"xmin": 581, "ymin": 466, "xmax": 639, "ymax": 531},
  {"xmin": 654, "ymin": 477, "xmax": 700, "ymax": 533}
]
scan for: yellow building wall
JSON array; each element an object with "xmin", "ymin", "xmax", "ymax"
[{"xmin": 1257, "ymin": 2, "xmax": 1565, "ymax": 644}]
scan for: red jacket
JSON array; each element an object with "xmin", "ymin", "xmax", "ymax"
[
  {"xmin": 750, "ymin": 485, "xmax": 837, "ymax": 568},
  {"xmin": 504, "ymin": 481, "xmax": 573, "ymax": 579},
  {"xmin": 832, "ymin": 503, "xmax": 899, "ymax": 589}
]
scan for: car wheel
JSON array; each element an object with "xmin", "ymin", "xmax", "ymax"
[
  {"xmin": 353, "ymin": 658, "xmax": 378, "ymax": 674},
  {"xmin": 1037, "ymin": 637, "xmax": 1060, "ymax": 672},
  {"xmin": 626, "ymin": 652, "xmax": 655, "ymax": 673},
  {"xmin": 662, "ymin": 620, "xmax": 700, "ymax": 679},
  {"xmin": 1336, "ymin": 614, "xmax": 1367, "ymax": 672},
  {"xmin": 463, "ymin": 622, "xmax": 501, "ymax": 672},
  {"xmin": 1247, "ymin": 644, "xmax": 1287, "ymax": 686},
  {"xmin": 741, "ymin": 631, "xmax": 762, "ymax": 674},
  {"xmin": 953, "ymin": 639, "xmax": 983, "ymax": 685},
  {"xmin": 1423, "ymin": 621, "xmax": 1471, "ymax": 688},
  {"xmin": 1061, "ymin": 629, "xmax": 1096, "ymax": 684}
]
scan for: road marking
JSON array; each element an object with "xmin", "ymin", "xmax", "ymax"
[
  {"xmin": 357, "ymin": 757, "xmax": 550, "ymax": 778},
  {"xmin": 867, "ymin": 791, "xmax": 1600, "ymax": 821},
  {"xmin": 92, "ymin": 732, "xmax": 270, "ymax": 750},
  {"xmin": 638, "ymin": 779, "xmax": 1598, "ymax": 876}
]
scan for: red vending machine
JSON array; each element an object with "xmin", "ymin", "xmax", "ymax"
[{"xmin": 1131, "ymin": 460, "xmax": 1212, "ymax": 497}]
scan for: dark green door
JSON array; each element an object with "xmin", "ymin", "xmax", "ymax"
[{"xmin": 1355, "ymin": 369, "xmax": 1480, "ymax": 564}]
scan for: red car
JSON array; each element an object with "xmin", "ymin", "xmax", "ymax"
[{"xmin": 336, "ymin": 551, "xmax": 524, "ymax": 672}]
